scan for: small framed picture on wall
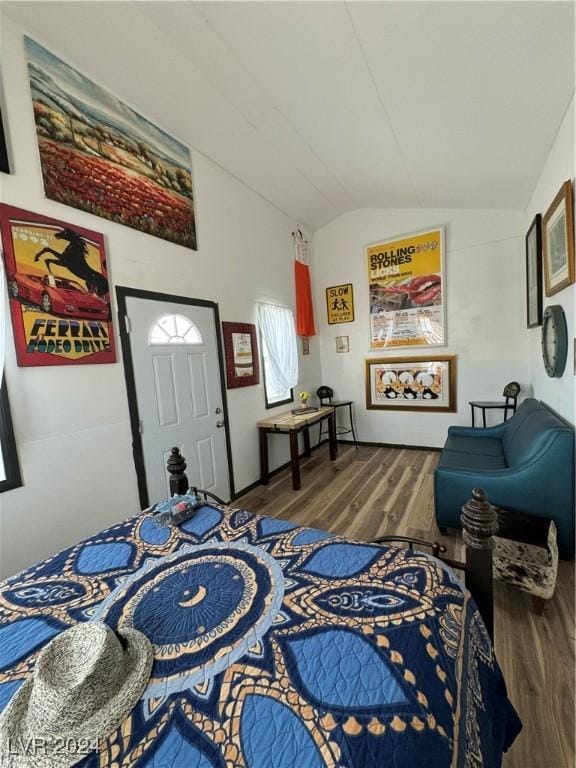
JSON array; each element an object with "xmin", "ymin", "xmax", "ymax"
[
  {"xmin": 0, "ymin": 107, "xmax": 10, "ymax": 174},
  {"xmin": 222, "ymin": 322, "xmax": 259, "ymax": 388},
  {"xmin": 542, "ymin": 180, "xmax": 575, "ymax": 296},
  {"xmin": 525, "ymin": 214, "xmax": 542, "ymax": 327},
  {"xmin": 335, "ymin": 336, "xmax": 349, "ymax": 353}
]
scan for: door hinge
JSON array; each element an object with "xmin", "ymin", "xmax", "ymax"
[
  {"xmin": 138, "ymin": 420, "xmax": 143, "ymax": 434},
  {"xmin": 124, "ymin": 315, "xmax": 132, "ymax": 334}
]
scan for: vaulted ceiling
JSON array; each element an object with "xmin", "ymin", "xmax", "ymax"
[{"xmin": 3, "ymin": 1, "xmax": 575, "ymax": 230}]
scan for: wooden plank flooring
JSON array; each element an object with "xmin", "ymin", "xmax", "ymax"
[{"xmin": 238, "ymin": 444, "xmax": 575, "ymax": 768}]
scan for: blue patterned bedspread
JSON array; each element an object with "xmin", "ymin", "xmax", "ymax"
[{"xmin": 0, "ymin": 501, "xmax": 521, "ymax": 767}]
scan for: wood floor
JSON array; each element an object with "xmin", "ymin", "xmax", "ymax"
[{"xmin": 238, "ymin": 444, "xmax": 575, "ymax": 768}]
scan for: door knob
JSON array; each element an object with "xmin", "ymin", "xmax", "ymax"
[{"xmin": 216, "ymin": 420, "xmax": 225, "ymax": 428}]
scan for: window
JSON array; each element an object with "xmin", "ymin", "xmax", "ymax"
[
  {"xmin": 0, "ymin": 377, "xmax": 21, "ymax": 493},
  {"xmin": 149, "ymin": 314, "xmax": 203, "ymax": 345},
  {"xmin": 257, "ymin": 303, "xmax": 298, "ymax": 409},
  {"xmin": 0, "ymin": 268, "xmax": 21, "ymax": 492},
  {"xmin": 261, "ymin": 335, "xmax": 293, "ymax": 407}
]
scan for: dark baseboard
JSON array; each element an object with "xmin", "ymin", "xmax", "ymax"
[
  {"xmin": 233, "ymin": 438, "xmax": 440, "ymax": 500},
  {"xmin": 337, "ymin": 439, "xmax": 442, "ymax": 452}
]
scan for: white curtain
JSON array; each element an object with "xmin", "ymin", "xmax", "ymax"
[{"xmin": 257, "ymin": 302, "xmax": 299, "ymax": 393}]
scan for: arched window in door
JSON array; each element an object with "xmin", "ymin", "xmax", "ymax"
[{"xmin": 149, "ymin": 314, "xmax": 203, "ymax": 345}]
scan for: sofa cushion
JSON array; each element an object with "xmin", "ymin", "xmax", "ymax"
[
  {"xmin": 438, "ymin": 449, "xmax": 507, "ymax": 471},
  {"xmin": 503, "ymin": 406, "xmax": 572, "ymax": 467},
  {"xmin": 444, "ymin": 435, "xmax": 505, "ymax": 459}
]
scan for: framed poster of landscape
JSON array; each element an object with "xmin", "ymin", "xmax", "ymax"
[
  {"xmin": 25, "ymin": 37, "xmax": 196, "ymax": 249},
  {"xmin": 222, "ymin": 322, "xmax": 259, "ymax": 388},
  {"xmin": 542, "ymin": 180, "xmax": 575, "ymax": 296},
  {"xmin": 367, "ymin": 227, "xmax": 445, "ymax": 350},
  {"xmin": 525, "ymin": 213, "xmax": 542, "ymax": 328},
  {"xmin": 0, "ymin": 204, "xmax": 116, "ymax": 367},
  {"xmin": 365, "ymin": 355, "xmax": 456, "ymax": 412}
]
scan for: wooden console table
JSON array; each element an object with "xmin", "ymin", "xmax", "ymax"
[{"xmin": 257, "ymin": 406, "xmax": 337, "ymax": 491}]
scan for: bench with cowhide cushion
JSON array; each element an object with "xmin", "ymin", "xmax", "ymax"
[{"xmin": 493, "ymin": 508, "xmax": 558, "ymax": 614}]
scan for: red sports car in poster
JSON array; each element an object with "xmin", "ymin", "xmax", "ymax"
[{"xmin": 8, "ymin": 273, "xmax": 110, "ymax": 321}]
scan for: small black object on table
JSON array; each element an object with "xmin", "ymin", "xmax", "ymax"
[
  {"xmin": 469, "ymin": 381, "xmax": 520, "ymax": 427},
  {"xmin": 316, "ymin": 386, "xmax": 358, "ymax": 448}
]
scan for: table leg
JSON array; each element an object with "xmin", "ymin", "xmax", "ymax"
[
  {"xmin": 471, "ymin": 405, "xmax": 475, "ymax": 427},
  {"xmin": 349, "ymin": 402, "xmax": 358, "ymax": 448},
  {"xmin": 259, "ymin": 428, "xmax": 269, "ymax": 485},
  {"xmin": 289, "ymin": 430, "xmax": 301, "ymax": 490},
  {"xmin": 482, "ymin": 409, "xmax": 487, "ymax": 428},
  {"xmin": 328, "ymin": 412, "xmax": 337, "ymax": 461},
  {"xmin": 303, "ymin": 427, "xmax": 311, "ymax": 457}
]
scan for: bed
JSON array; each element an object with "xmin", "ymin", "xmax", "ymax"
[{"xmin": 0, "ymin": 492, "xmax": 521, "ymax": 767}]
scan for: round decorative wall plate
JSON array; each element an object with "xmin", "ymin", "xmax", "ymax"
[{"xmin": 541, "ymin": 304, "xmax": 568, "ymax": 378}]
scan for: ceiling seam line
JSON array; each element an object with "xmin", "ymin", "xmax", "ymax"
[
  {"xmin": 190, "ymin": 4, "xmax": 355, "ymax": 207},
  {"xmin": 126, "ymin": 3, "xmax": 325, "ymax": 229},
  {"xmin": 344, "ymin": 1, "xmax": 423, "ymax": 208},
  {"xmin": 139, "ymin": 3, "xmax": 344, "ymax": 216},
  {"xmin": 448, "ymin": 233, "xmax": 524, "ymax": 255}
]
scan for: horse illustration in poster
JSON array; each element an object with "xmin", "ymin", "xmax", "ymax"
[{"xmin": 34, "ymin": 228, "xmax": 109, "ymax": 297}]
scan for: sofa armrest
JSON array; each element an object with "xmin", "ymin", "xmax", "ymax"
[{"xmin": 447, "ymin": 422, "xmax": 508, "ymax": 439}]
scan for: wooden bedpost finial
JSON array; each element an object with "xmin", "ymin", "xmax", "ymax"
[
  {"xmin": 461, "ymin": 488, "xmax": 498, "ymax": 641},
  {"xmin": 461, "ymin": 487, "xmax": 499, "ymax": 550},
  {"xmin": 167, "ymin": 447, "xmax": 189, "ymax": 496}
]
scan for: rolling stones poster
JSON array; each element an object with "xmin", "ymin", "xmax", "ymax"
[
  {"xmin": 367, "ymin": 228, "xmax": 445, "ymax": 349},
  {"xmin": 0, "ymin": 204, "xmax": 116, "ymax": 366}
]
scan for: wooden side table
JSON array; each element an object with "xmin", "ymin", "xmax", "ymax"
[{"xmin": 257, "ymin": 406, "xmax": 337, "ymax": 491}]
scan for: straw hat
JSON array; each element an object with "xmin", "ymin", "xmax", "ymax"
[{"xmin": 0, "ymin": 622, "xmax": 153, "ymax": 768}]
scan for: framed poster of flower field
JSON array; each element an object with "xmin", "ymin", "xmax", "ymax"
[
  {"xmin": 25, "ymin": 37, "xmax": 196, "ymax": 249},
  {"xmin": 365, "ymin": 355, "xmax": 456, "ymax": 412}
]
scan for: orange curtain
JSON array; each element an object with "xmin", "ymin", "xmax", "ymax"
[{"xmin": 294, "ymin": 259, "xmax": 316, "ymax": 337}]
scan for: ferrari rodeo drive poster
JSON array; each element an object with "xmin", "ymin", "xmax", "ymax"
[
  {"xmin": 0, "ymin": 204, "xmax": 116, "ymax": 366},
  {"xmin": 367, "ymin": 227, "xmax": 445, "ymax": 349}
]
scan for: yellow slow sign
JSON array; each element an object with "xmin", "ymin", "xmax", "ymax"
[{"xmin": 326, "ymin": 283, "xmax": 354, "ymax": 324}]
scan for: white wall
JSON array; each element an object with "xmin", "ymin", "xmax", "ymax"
[
  {"xmin": 525, "ymin": 96, "xmax": 575, "ymax": 423},
  {"xmin": 312, "ymin": 208, "xmax": 528, "ymax": 447},
  {"xmin": 0, "ymin": 16, "xmax": 321, "ymax": 578}
]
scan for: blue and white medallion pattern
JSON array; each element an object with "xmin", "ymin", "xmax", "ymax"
[{"xmin": 0, "ymin": 502, "xmax": 521, "ymax": 767}]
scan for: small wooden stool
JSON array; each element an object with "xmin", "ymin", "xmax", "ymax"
[{"xmin": 493, "ymin": 509, "xmax": 558, "ymax": 614}]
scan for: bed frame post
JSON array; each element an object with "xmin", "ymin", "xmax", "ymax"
[
  {"xmin": 461, "ymin": 488, "xmax": 499, "ymax": 641},
  {"xmin": 167, "ymin": 447, "xmax": 189, "ymax": 496}
]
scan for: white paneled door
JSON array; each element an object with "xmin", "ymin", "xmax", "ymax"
[{"xmin": 125, "ymin": 296, "xmax": 230, "ymax": 505}]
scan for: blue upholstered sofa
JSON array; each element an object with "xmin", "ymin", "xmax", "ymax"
[{"xmin": 434, "ymin": 399, "xmax": 575, "ymax": 556}]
